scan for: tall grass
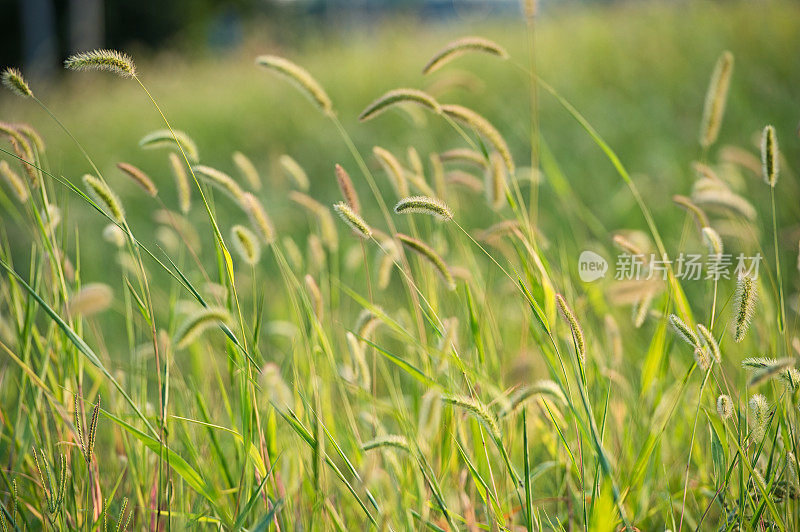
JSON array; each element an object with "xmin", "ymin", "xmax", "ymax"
[{"xmin": 0, "ymin": 2, "xmax": 799, "ymax": 530}]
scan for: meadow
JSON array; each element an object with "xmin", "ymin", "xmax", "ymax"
[{"xmin": 0, "ymin": 1, "xmax": 799, "ymax": 529}]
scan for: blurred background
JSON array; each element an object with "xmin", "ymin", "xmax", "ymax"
[{"xmin": 0, "ymin": 0, "xmax": 798, "ymax": 291}]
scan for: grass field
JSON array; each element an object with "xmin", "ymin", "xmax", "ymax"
[{"xmin": 1, "ymin": 1, "xmax": 799, "ymax": 529}]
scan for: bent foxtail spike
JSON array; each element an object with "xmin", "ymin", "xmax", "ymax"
[
  {"xmin": 443, "ymin": 394, "xmax": 501, "ymax": 440},
  {"xmin": 672, "ymin": 195, "xmax": 710, "ymax": 228},
  {"xmin": 696, "ymin": 323, "xmax": 721, "ymax": 363},
  {"xmin": 668, "ymin": 313, "xmax": 700, "ymax": 349},
  {"xmin": 699, "ymin": 50, "xmax": 733, "ymax": 148},
  {"xmin": 358, "ymin": 88, "xmax": 441, "ymax": 121},
  {"xmin": 116, "ymin": 162, "xmax": 158, "ymax": 197},
  {"xmin": 279, "ymin": 154, "xmax": 310, "ymax": 191},
  {"xmin": 64, "ymin": 49, "xmax": 136, "ymax": 77},
  {"xmin": 333, "ymin": 201, "xmax": 371, "ymax": 239},
  {"xmin": 169, "ymin": 152, "xmax": 191, "ymax": 213},
  {"xmin": 140, "ymin": 129, "xmax": 200, "ymax": 163},
  {"xmin": 556, "ymin": 294, "xmax": 586, "ymax": 364},
  {"xmin": 232, "ymin": 151, "xmax": 261, "ymax": 190},
  {"xmin": 422, "ymin": 36, "xmax": 509, "ymax": 75},
  {"xmin": 362, "ymin": 435, "xmax": 411, "ymax": 453},
  {"xmin": 231, "ymin": 225, "xmax": 261, "ymax": 266},
  {"xmin": 82, "ymin": 174, "xmax": 125, "ymax": 222},
  {"xmin": 701, "ymin": 226, "xmax": 723, "ymax": 256},
  {"xmin": 441, "ymin": 104, "xmax": 514, "ymax": 174},
  {"xmin": 394, "ymin": 195, "xmax": 453, "ymax": 221},
  {"xmin": 1, "ymin": 67, "xmax": 33, "ymax": 97},
  {"xmin": 255, "ymin": 55, "xmax": 333, "ymax": 114},
  {"xmin": 373, "ymin": 146, "xmax": 409, "ymax": 197},
  {"xmin": 174, "ymin": 307, "xmax": 233, "ymax": 350},
  {"xmin": 0, "ymin": 160, "xmax": 29, "ymax": 202},
  {"xmin": 761, "ymin": 125, "xmax": 779, "ymax": 187},
  {"xmin": 397, "ymin": 233, "xmax": 456, "ymax": 290},
  {"xmin": 193, "ymin": 165, "xmax": 244, "ymax": 202},
  {"xmin": 241, "ymin": 192, "xmax": 276, "ymax": 245}
]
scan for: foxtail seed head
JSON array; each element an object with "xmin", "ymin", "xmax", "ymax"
[
  {"xmin": 240, "ymin": 193, "xmax": 276, "ymax": 245},
  {"xmin": 255, "ymin": 55, "xmax": 332, "ymax": 114},
  {"xmin": 394, "ymin": 195, "xmax": 452, "ymax": 221},
  {"xmin": 334, "ymin": 164, "xmax": 360, "ymax": 213},
  {"xmin": 231, "ymin": 225, "xmax": 261, "ymax": 266},
  {"xmin": 749, "ymin": 393, "xmax": 770, "ymax": 441},
  {"xmin": 232, "ymin": 151, "xmax": 261, "ymax": 190},
  {"xmin": 733, "ymin": 273, "xmax": 757, "ymax": 342},
  {"xmin": 443, "ymin": 394, "xmax": 501, "ymax": 441},
  {"xmin": 397, "ymin": 233, "xmax": 456, "ymax": 290},
  {"xmin": 761, "ymin": 125, "xmax": 779, "ymax": 187},
  {"xmin": 556, "ymin": 294, "xmax": 586, "ymax": 364},
  {"xmin": 174, "ymin": 307, "xmax": 233, "ymax": 350},
  {"xmin": 139, "ymin": 129, "xmax": 199, "ymax": 163},
  {"xmin": 0, "ymin": 160, "xmax": 29, "ymax": 202},
  {"xmin": 64, "ymin": 49, "xmax": 136, "ymax": 77},
  {"xmin": 699, "ymin": 51, "xmax": 733, "ymax": 148},
  {"xmin": 333, "ymin": 201, "xmax": 371, "ymax": 239},
  {"xmin": 442, "ymin": 104, "xmax": 514, "ymax": 174},
  {"xmin": 69, "ymin": 283, "xmax": 113, "ymax": 317},
  {"xmin": 696, "ymin": 323, "xmax": 721, "ymax": 363},
  {"xmin": 716, "ymin": 394, "xmax": 734, "ymax": 420},
  {"xmin": 193, "ymin": 165, "xmax": 244, "ymax": 202},
  {"xmin": 304, "ymin": 274, "xmax": 324, "ymax": 322},
  {"xmin": 701, "ymin": 226, "xmax": 723, "ymax": 256},
  {"xmin": 423, "ymin": 36, "xmax": 508, "ymax": 75},
  {"xmin": 359, "ymin": 88, "xmax": 441, "ymax": 121},
  {"xmin": 168, "ymin": 152, "xmax": 191, "ymax": 213},
  {"xmin": 669, "ymin": 313, "xmax": 701, "ymax": 349},
  {"xmin": 373, "ymin": 146, "xmax": 409, "ymax": 197},
  {"xmin": 82, "ymin": 174, "xmax": 125, "ymax": 222},
  {"xmin": 486, "ymin": 151, "xmax": 507, "ymax": 209},
  {"xmin": 279, "ymin": 155, "xmax": 310, "ymax": 191},
  {"xmin": 362, "ymin": 435, "xmax": 411, "ymax": 453},
  {"xmin": 1, "ymin": 67, "xmax": 33, "ymax": 97},
  {"xmin": 117, "ymin": 162, "xmax": 158, "ymax": 197}
]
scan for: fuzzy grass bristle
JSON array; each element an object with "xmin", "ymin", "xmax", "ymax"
[
  {"xmin": 82, "ymin": 174, "xmax": 125, "ymax": 222},
  {"xmin": 358, "ymin": 88, "xmax": 441, "ymax": 121},
  {"xmin": 733, "ymin": 273, "xmax": 757, "ymax": 342},
  {"xmin": 441, "ymin": 104, "xmax": 514, "ymax": 174},
  {"xmin": 232, "ymin": 151, "xmax": 261, "ymax": 191},
  {"xmin": 69, "ymin": 283, "xmax": 113, "ymax": 317},
  {"xmin": 116, "ymin": 162, "xmax": 158, "ymax": 197},
  {"xmin": 64, "ymin": 49, "xmax": 136, "ymax": 77},
  {"xmin": 717, "ymin": 395, "xmax": 734, "ymax": 420},
  {"xmin": 193, "ymin": 165, "xmax": 244, "ymax": 202},
  {"xmin": 334, "ymin": 164, "xmax": 360, "ymax": 213},
  {"xmin": 699, "ymin": 50, "xmax": 733, "ymax": 148},
  {"xmin": 669, "ymin": 313, "xmax": 701, "ymax": 349},
  {"xmin": 373, "ymin": 146, "xmax": 410, "ymax": 197},
  {"xmin": 556, "ymin": 294, "xmax": 586, "ymax": 364},
  {"xmin": 139, "ymin": 129, "xmax": 199, "ymax": 163},
  {"xmin": 1, "ymin": 67, "xmax": 33, "ymax": 97},
  {"xmin": 0, "ymin": 160, "xmax": 29, "ymax": 202},
  {"xmin": 255, "ymin": 54, "xmax": 333, "ymax": 114},
  {"xmin": 397, "ymin": 233, "xmax": 455, "ymax": 290},
  {"xmin": 240, "ymin": 192, "xmax": 276, "ymax": 245},
  {"xmin": 279, "ymin": 155, "xmax": 310, "ymax": 191},
  {"xmin": 394, "ymin": 195, "xmax": 453, "ymax": 221},
  {"xmin": 333, "ymin": 201, "xmax": 371, "ymax": 239},
  {"xmin": 760, "ymin": 125, "xmax": 779, "ymax": 187},
  {"xmin": 231, "ymin": 225, "xmax": 261, "ymax": 266},
  {"xmin": 174, "ymin": 307, "xmax": 233, "ymax": 350},
  {"xmin": 422, "ymin": 36, "xmax": 508, "ymax": 75}
]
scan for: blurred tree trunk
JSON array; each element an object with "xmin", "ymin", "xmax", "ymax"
[
  {"xmin": 69, "ymin": 0, "xmax": 105, "ymax": 53},
  {"xmin": 19, "ymin": 0, "xmax": 58, "ymax": 80}
]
